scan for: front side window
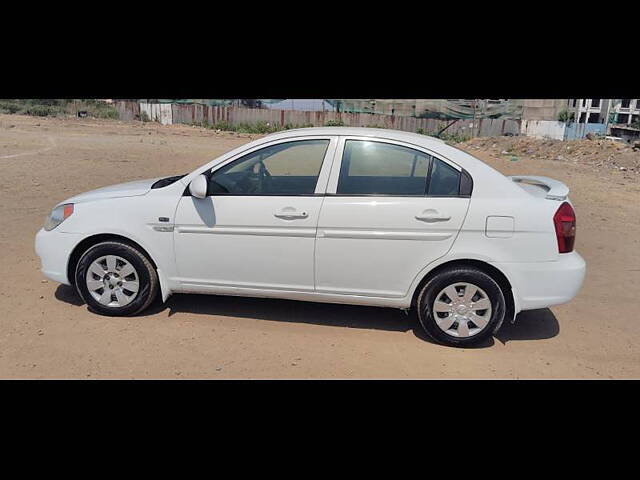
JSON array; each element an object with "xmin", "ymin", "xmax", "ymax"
[
  {"xmin": 337, "ymin": 140, "xmax": 431, "ymax": 195},
  {"xmin": 209, "ymin": 139, "xmax": 329, "ymax": 195}
]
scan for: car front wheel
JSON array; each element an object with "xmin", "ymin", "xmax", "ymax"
[
  {"xmin": 75, "ymin": 241, "xmax": 158, "ymax": 316},
  {"xmin": 417, "ymin": 266, "xmax": 505, "ymax": 347}
]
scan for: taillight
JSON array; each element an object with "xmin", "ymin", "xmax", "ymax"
[{"xmin": 553, "ymin": 202, "xmax": 576, "ymax": 253}]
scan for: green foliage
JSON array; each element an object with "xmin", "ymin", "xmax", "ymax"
[
  {"xmin": 418, "ymin": 130, "xmax": 470, "ymax": 143},
  {"xmin": 0, "ymin": 99, "xmax": 120, "ymax": 120},
  {"xmin": 283, "ymin": 123, "xmax": 314, "ymax": 130},
  {"xmin": 26, "ymin": 99, "xmax": 65, "ymax": 106},
  {"xmin": 324, "ymin": 119, "xmax": 344, "ymax": 127},
  {"xmin": 190, "ymin": 120, "xmax": 211, "ymax": 129},
  {"xmin": 0, "ymin": 100, "xmax": 21, "ymax": 114},
  {"xmin": 558, "ymin": 109, "xmax": 568, "ymax": 122},
  {"xmin": 0, "ymin": 99, "xmax": 65, "ymax": 116},
  {"xmin": 253, "ymin": 121, "xmax": 280, "ymax": 133},
  {"xmin": 558, "ymin": 109, "xmax": 574, "ymax": 123},
  {"xmin": 233, "ymin": 121, "xmax": 281, "ymax": 134},
  {"xmin": 22, "ymin": 104, "xmax": 64, "ymax": 116},
  {"xmin": 209, "ymin": 121, "xmax": 316, "ymax": 134},
  {"xmin": 439, "ymin": 132, "xmax": 471, "ymax": 143},
  {"xmin": 92, "ymin": 107, "xmax": 118, "ymax": 119},
  {"xmin": 90, "ymin": 103, "xmax": 120, "ymax": 119}
]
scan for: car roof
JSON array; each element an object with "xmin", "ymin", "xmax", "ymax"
[
  {"xmin": 260, "ymin": 127, "xmax": 494, "ymax": 173},
  {"xmin": 262, "ymin": 126, "xmax": 446, "ymax": 148}
]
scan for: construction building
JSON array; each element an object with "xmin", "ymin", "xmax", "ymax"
[
  {"xmin": 568, "ymin": 99, "xmax": 609, "ymax": 124},
  {"xmin": 521, "ymin": 99, "xmax": 568, "ymax": 121},
  {"xmin": 567, "ymin": 99, "xmax": 639, "ymax": 142},
  {"xmin": 609, "ymin": 99, "xmax": 640, "ymax": 127}
]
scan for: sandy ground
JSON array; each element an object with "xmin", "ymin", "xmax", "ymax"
[{"xmin": 1, "ymin": 114, "xmax": 639, "ymax": 379}]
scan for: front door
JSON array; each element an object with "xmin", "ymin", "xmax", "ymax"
[
  {"xmin": 315, "ymin": 137, "xmax": 471, "ymax": 298},
  {"xmin": 173, "ymin": 137, "xmax": 336, "ymax": 292}
]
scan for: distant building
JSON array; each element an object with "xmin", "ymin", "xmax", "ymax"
[
  {"xmin": 567, "ymin": 99, "xmax": 640, "ymax": 141},
  {"xmin": 609, "ymin": 99, "xmax": 640, "ymax": 127},
  {"xmin": 567, "ymin": 98, "xmax": 640, "ymax": 127},
  {"xmin": 608, "ymin": 99, "xmax": 640, "ymax": 142},
  {"xmin": 521, "ymin": 99, "xmax": 568, "ymax": 121},
  {"xmin": 567, "ymin": 99, "xmax": 610, "ymax": 124}
]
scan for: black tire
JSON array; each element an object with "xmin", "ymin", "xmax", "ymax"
[
  {"xmin": 75, "ymin": 241, "xmax": 158, "ymax": 316},
  {"xmin": 417, "ymin": 266, "xmax": 505, "ymax": 347}
]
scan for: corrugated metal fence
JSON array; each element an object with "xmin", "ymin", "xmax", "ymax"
[
  {"xmin": 564, "ymin": 122, "xmax": 606, "ymax": 140},
  {"xmin": 114, "ymin": 101, "xmax": 521, "ymax": 138}
]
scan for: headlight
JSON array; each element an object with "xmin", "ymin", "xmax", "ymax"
[{"xmin": 44, "ymin": 203, "xmax": 74, "ymax": 231}]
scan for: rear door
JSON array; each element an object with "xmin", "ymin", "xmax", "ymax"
[{"xmin": 315, "ymin": 136, "xmax": 471, "ymax": 298}]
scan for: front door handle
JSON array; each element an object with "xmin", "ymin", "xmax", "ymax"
[
  {"xmin": 274, "ymin": 209, "xmax": 308, "ymax": 219},
  {"xmin": 415, "ymin": 212, "xmax": 451, "ymax": 222}
]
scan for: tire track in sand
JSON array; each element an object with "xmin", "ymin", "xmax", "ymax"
[{"xmin": 0, "ymin": 130, "xmax": 57, "ymax": 159}]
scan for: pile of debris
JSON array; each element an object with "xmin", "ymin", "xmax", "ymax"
[{"xmin": 459, "ymin": 136, "xmax": 640, "ymax": 174}]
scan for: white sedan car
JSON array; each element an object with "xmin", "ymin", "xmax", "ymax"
[{"xmin": 35, "ymin": 127, "xmax": 586, "ymax": 346}]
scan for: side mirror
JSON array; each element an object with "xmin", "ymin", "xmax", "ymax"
[{"xmin": 189, "ymin": 174, "xmax": 208, "ymax": 199}]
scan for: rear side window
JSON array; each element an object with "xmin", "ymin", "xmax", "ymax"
[
  {"xmin": 428, "ymin": 158, "xmax": 462, "ymax": 196},
  {"xmin": 209, "ymin": 139, "xmax": 329, "ymax": 195},
  {"xmin": 337, "ymin": 140, "xmax": 431, "ymax": 195}
]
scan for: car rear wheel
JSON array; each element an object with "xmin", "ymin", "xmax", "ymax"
[
  {"xmin": 75, "ymin": 241, "xmax": 158, "ymax": 316},
  {"xmin": 417, "ymin": 267, "xmax": 505, "ymax": 347}
]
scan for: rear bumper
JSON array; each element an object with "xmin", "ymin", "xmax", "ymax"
[
  {"xmin": 493, "ymin": 251, "xmax": 586, "ymax": 312},
  {"xmin": 35, "ymin": 228, "xmax": 84, "ymax": 285}
]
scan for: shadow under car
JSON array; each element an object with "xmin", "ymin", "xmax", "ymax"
[{"xmin": 55, "ymin": 285, "xmax": 559, "ymax": 347}]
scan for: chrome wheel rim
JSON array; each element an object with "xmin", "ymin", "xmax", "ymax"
[
  {"xmin": 86, "ymin": 255, "xmax": 139, "ymax": 307},
  {"xmin": 432, "ymin": 282, "xmax": 492, "ymax": 338}
]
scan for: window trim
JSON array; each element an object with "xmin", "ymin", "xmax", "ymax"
[
  {"xmin": 326, "ymin": 136, "xmax": 470, "ymax": 198},
  {"xmin": 186, "ymin": 136, "xmax": 338, "ymax": 197}
]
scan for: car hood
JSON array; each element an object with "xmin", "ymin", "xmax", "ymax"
[{"xmin": 64, "ymin": 177, "xmax": 165, "ymax": 204}]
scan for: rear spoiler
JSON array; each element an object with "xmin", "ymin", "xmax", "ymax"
[{"xmin": 509, "ymin": 175, "xmax": 569, "ymax": 201}]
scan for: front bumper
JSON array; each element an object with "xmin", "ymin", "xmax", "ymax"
[
  {"xmin": 493, "ymin": 251, "xmax": 586, "ymax": 312},
  {"xmin": 34, "ymin": 228, "xmax": 84, "ymax": 285}
]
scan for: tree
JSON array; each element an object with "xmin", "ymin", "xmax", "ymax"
[{"xmin": 240, "ymin": 99, "xmax": 263, "ymax": 109}]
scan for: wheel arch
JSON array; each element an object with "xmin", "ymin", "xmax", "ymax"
[
  {"xmin": 67, "ymin": 233, "xmax": 158, "ymax": 287},
  {"xmin": 410, "ymin": 258, "xmax": 515, "ymax": 327}
]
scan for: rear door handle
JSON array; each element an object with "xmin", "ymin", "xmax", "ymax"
[
  {"xmin": 274, "ymin": 209, "xmax": 308, "ymax": 219},
  {"xmin": 415, "ymin": 213, "xmax": 451, "ymax": 222}
]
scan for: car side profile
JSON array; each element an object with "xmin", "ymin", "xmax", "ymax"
[{"xmin": 35, "ymin": 127, "xmax": 586, "ymax": 346}]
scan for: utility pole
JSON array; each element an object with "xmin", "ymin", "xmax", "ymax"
[
  {"xmin": 604, "ymin": 98, "xmax": 614, "ymax": 136},
  {"xmin": 472, "ymin": 99, "xmax": 477, "ymax": 138}
]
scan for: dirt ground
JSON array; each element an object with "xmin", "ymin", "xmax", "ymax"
[{"xmin": 1, "ymin": 114, "xmax": 639, "ymax": 379}]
